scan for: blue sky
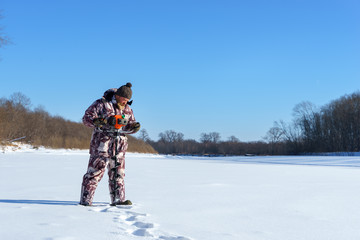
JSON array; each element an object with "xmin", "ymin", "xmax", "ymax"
[{"xmin": 0, "ymin": 0, "xmax": 359, "ymax": 142}]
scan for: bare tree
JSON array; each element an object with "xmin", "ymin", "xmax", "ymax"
[
  {"xmin": 228, "ymin": 135, "xmax": 239, "ymax": 143},
  {"xmin": 209, "ymin": 132, "xmax": 221, "ymax": 143},
  {"xmin": 10, "ymin": 92, "xmax": 32, "ymax": 110},
  {"xmin": 264, "ymin": 121, "xmax": 284, "ymax": 144},
  {"xmin": 293, "ymin": 101, "xmax": 317, "ymax": 121},
  {"xmin": 200, "ymin": 133, "xmax": 211, "ymax": 143},
  {"xmin": 200, "ymin": 132, "xmax": 221, "ymax": 143},
  {"xmin": 159, "ymin": 130, "xmax": 184, "ymax": 143},
  {"xmin": 138, "ymin": 129, "xmax": 151, "ymax": 142},
  {"xmin": 264, "ymin": 121, "xmax": 287, "ymax": 154}
]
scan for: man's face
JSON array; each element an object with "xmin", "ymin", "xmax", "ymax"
[{"xmin": 116, "ymin": 95, "xmax": 130, "ymax": 106}]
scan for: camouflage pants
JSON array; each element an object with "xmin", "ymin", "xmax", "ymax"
[{"xmin": 80, "ymin": 136, "xmax": 127, "ymax": 205}]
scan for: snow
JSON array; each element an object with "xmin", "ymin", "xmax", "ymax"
[{"xmin": 1, "ymin": 145, "xmax": 360, "ymax": 240}]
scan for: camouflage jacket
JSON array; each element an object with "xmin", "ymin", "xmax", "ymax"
[{"xmin": 82, "ymin": 88, "xmax": 136, "ymax": 157}]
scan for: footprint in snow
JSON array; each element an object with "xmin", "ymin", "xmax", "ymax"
[
  {"xmin": 132, "ymin": 221, "xmax": 155, "ymax": 229},
  {"xmin": 121, "ymin": 210, "xmax": 155, "ymax": 237},
  {"xmin": 132, "ymin": 228, "xmax": 153, "ymax": 237},
  {"xmin": 88, "ymin": 203, "xmax": 192, "ymax": 239}
]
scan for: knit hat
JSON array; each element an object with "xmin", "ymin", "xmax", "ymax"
[{"xmin": 116, "ymin": 82, "xmax": 132, "ymax": 99}]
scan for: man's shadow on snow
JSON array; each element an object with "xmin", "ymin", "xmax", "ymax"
[{"xmin": 0, "ymin": 199, "xmax": 80, "ymax": 206}]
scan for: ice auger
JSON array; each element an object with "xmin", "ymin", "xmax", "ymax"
[{"xmin": 113, "ymin": 115, "xmax": 128, "ymax": 129}]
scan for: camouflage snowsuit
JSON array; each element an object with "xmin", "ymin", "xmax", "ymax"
[{"xmin": 80, "ymin": 89, "xmax": 136, "ymax": 205}]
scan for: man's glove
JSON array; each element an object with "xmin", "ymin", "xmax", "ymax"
[
  {"xmin": 93, "ymin": 118, "xmax": 106, "ymax": 127},
  {"xmin": 93, "ymin": 117, "xmax": 117, "ymax": 127},
  {"xmin": 106, "ymin": 116, "xmax": 117, "ymax": 126},
  {"xmin": 130, "ymin": 122, "xmax": 141, "ymax": 133}
]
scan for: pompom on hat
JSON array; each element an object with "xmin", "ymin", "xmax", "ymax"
[{"xmin": 116, "ymin": 82, "xmax": 132, "ymax": 99}]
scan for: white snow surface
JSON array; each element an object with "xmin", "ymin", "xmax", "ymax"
[{"xmin": 1, "ymin": 145, "xmax": 360, "ymax": 240}]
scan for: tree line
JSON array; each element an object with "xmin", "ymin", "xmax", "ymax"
[
  {"xmin": 138, "ymin": 128, "xmax": 270, "ymax": 156},
  {"xmin": 139, "ymin": 91, "xmax": 360, "ymax": 155},
  {"xmin": 266, "ymin": 91, "xmax": 360, "ymax": 154},
  {"xmin": 0, "ymin": 92, "xmax": 157, "ymax": 153},
  {"xmin": 2, "ymin": 91, "xmax": 359, "ymax": 155}
]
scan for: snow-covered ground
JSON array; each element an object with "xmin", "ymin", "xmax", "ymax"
[{"xmin": 1, "ymin": 145, "xmax": 360, "ymax": 240}]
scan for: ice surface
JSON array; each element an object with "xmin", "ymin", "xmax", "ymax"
[{"xmin": 1, "ymin": 145, "xmax": 360, "ymax": 239}]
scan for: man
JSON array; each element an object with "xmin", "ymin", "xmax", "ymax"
[{"xmin": 80, "ymin": 82, "xmax": 140, "ymax": 206}]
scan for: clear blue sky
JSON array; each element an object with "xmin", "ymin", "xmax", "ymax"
[{"xmin": 0, "ymin": 0, "xmax": 359, "ymax": 142}]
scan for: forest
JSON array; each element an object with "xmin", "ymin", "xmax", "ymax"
[
  {"xmin": 141, "ymin": 91, "xmax": 360, "ymax": 155},
  {"xmin": 1, "ymin": 91, "xmax": 359, "ymax": 155},
  {"xmin": 0, "ymin": 92, "xmax": 156, "ymax": 153}
]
